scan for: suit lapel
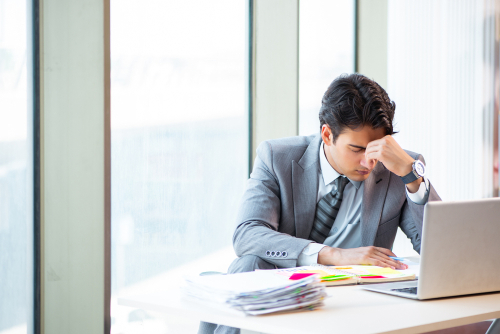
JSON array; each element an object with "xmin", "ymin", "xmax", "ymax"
[
  {"xmin": 292, "ymin": 135, "xmax": 321, "ymax": 239},
  {"xmin": 361, "ymin": 162, "xmax": 391, "ymax": 246}
]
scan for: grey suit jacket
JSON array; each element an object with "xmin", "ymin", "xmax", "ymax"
[{"xmin": 233, "ymin": 134, "xmax": 441, "ymax": 268}]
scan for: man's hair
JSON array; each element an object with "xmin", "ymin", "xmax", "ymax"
[{"xmin": 318, "ymin": 73, "xmax": 396, "ymax": 142}]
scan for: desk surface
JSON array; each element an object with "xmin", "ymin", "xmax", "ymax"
[{"xmin": 119, "ymin": 282, "xmax": 500, "ymax": 334}]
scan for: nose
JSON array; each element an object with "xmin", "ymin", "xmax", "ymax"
[{"xmin": 360, "ymin": 157, "xmax": 376, "ymax": 170}]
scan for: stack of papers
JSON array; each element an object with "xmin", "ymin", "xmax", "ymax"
[{"xmin": 182, "ymin": 271, "xmax": 327, "ymax": 315}]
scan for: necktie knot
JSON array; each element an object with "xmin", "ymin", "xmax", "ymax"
[{"xmin": 334, "ymin": 176, "xmax": 349, "ymax": 196}]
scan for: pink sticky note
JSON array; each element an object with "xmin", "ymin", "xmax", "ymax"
[
  {"xmin": 360, "ymin": 275, "xmax": 386, "ymax": 279},
  {"xmin": 289, "ymin": 273, "xmax": 316, "ymax": 280}
]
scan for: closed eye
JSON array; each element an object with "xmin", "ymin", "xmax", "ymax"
[{"xmin": 349, "ymin": 144, "xmax": 366, "ymax": 153}]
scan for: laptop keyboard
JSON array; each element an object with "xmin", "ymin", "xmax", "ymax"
[{"xmin": 391, "ymin": 287, "xmax": 418, "ymax": 294}]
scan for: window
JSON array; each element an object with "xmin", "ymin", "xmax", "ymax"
[
  {"xmin": 0, "ymin": 0, "xmax": 33, "ymax": 333},
  {"xmin": 299, "ymin": 0, "xmax": 356, "ymax": 136},
  {"xmin": 110, "ymin": 0, "xmax": 249, "ymax": 331},
  {"xmin": 387, "ymin": 0, "xmax": 498, "ymax": 256},
  {"xmin": 386, "ymin": 0, "xmax": 497, "ymax": 200}
]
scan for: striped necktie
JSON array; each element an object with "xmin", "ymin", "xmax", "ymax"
[{"xmin": 309, "ymin": 176, "xmax": 350, "ymax": 244}]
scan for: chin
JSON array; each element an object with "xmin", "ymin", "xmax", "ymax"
[{"xmin": 349, "ymin": 171, "xmax": 371, "ymax": 181}]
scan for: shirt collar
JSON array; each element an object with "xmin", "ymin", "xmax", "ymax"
[{"xmin": 319, "ymin": 142, "xmax": 362, "ymax": 189}]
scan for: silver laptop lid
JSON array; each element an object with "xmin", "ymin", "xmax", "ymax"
[{"xmin": 418, "ymin": 197, "xmax": 500, "ymax": 299}]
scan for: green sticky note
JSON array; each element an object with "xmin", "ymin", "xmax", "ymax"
[{"xmin": 321, "ymin": 275, "xmax": 351, "ymax": 281}]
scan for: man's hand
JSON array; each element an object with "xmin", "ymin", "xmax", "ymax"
[
  {"xmin": 363, "ymin": 135, "xmax": 422, "ymax": 193},
  {"xmin": 318, "ymin": 246, "xmax": 408, "ymax": 270}
]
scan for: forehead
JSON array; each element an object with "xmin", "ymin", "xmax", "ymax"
[{"xmin": 337, "ymin": 126, "xmax": 386, "ymax": 145}]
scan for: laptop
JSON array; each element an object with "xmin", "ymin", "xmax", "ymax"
[{"xmin": 363, "ymin": 197, "xmax": 500, "ymax": 300}]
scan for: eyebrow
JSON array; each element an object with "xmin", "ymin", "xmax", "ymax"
[{"xmin": 349, "ymin": 144, "xmax": 366, "ymax": 150}]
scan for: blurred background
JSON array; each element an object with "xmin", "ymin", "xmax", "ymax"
[{"xmin": 0, "ymin": 0, "xmax": 498, "ymax": 333}]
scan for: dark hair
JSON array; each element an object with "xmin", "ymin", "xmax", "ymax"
[{"xmin": 319, "ymin": 73, "xmax": 396, "ymax": 142}]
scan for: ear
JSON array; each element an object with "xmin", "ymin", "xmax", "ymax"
[{"xmin": 321, "ymin": 124, "xmax": 333, "ymax": 146}]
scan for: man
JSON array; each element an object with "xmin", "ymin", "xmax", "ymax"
[{"xmin": 199, "ymin": 74, "xmax": 441, "ymax": 334}]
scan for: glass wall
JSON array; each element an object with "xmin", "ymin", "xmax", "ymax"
[
  {"xmin": 110, "ymin": 0, "xmax": 248, "ymax": 332},
  {"xmin": 386, "ymin": 0, "xmax": 497, "ymax": 201},
  {"xmin": 299, "ymin": 0, "xmax": 356, "ymax": 136},
  {"xmin": 386, "ymin": 0, "xmax": 498, "ymax": 256},
  {"xmin": 0, "ymin": 0, "xmax": 33, "ymax": 333}
]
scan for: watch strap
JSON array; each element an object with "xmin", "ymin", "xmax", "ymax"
[{"xmin": 401, "ymin": 170, "xmax": 419, "ymax": 184}]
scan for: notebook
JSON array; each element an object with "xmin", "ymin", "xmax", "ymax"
[{"xmin": 267, "ymin": 265, "xmax": 416, "ymax": 287}]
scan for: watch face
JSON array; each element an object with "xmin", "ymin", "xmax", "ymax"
[{"xmin": 414, "ymin": 161, "xmax": 425, "ymax": 176}]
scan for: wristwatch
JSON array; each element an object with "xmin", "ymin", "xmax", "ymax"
[{"xmin": 401, "ymin": 160, "xmax": 426, "ymax": 184}]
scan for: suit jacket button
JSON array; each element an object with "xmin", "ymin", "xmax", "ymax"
[
  {"xmin": 266, "ymin": 250, "xmax": 271, "ymax": 256},
  {"xmin": 282, "ymin": 251, "xmax": 288, "ymax": 258}
]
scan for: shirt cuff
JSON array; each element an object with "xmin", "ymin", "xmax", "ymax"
[
  {"xmin": 406, "ymin": 176, "xmax": 430, "ymax": 205},
  {"xmin": 297, "ymin": 242, "xmax": 327, "ymax": 266}
]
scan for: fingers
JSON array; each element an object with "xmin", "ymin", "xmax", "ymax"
[
  {"xmin": 365, "ymin": 136, "xmax": 398, "ymax": 159},
  {"xmin": 364, "ymin": 144, "xmax": 382, "ymax": 165},
  {"xmin": 376, "ymin": 247, "xmax": 397, "ymax": 257},
  {"xmin": 365, "ymin": 136, "xmax": 394, "ymax": 154},
  {"xmin": 365, "ymin": 145, "xmax": 382, "ymax": 160},
  {"xmin": 365, "ymin": 257, "xmax": 397, "ymax": 269},
  {"xmin": 375, "ymin": 250, "xmax": 408, "ymax": 269},
  {"xmin": 362, "ymin": 145, "xmax": 380, "ymax": 169},
  {"xmin": 338, "ymin": 247, "xmax": 408, "ymax": 269},
  {"xmin": 359, "ymin": 252, "xmax": 395, "ymax": 268},
  {"xmin": 365, "ymin": 142, "xmax": 382, "ymax": 153},
  {"xmin": 374, "ymin": 252, "xmax": 407, "ymax": 270},
  {"xmin": 363, "ymin": 247, "xmax": 408, "ymax": 269},
  {"xmin": 366, "ymin": 137, "xmax": 386, "ymax": 148},
  {"xmin": 366, "ymin": 254, "xmax": 407, "ymax": 270},
  {"xmin": 368, "ymin": 252, "xmax": 399, "ymax": 269}
]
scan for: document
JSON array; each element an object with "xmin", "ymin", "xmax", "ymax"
[{"xmin": 182, "ymin": 270, "xmax": 327, "ymax": 315}]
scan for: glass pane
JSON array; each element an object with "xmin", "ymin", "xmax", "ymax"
[
  {"xmin": 0, "ymin": 0, "xmax": 33, "ymax": 333},
  {"xmin": 386, "ymin": 0, "xmax": 498, "ymax": 256},
  {"xmin": 299, "ymin": 0, "xmax": 356, "ymax": 136},
  {"xmin": 110, "ymin": 0, "xmax": 248, "ymax": 332},
  {"xmin": 387, "ymin": 0, "xmax": 496, "ymax": 201}
]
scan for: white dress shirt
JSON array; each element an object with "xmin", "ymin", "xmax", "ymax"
[{"xmin": 297, "ymin": 143, "xmax": 430, "ymax": 266}]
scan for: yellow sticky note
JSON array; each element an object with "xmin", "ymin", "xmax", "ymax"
[{"xmin": 366, "ymin": 267, "xmax": 400, "ymax": 275}]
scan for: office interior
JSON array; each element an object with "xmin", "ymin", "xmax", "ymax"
[{"xmin": 0, "ymin": 0, "xmax": 499, "ymax": 333}]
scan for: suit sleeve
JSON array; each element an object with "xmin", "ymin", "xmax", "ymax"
[
  {"xmin": 399, "ymin": 154, "xmax": 442, "ymax": 253},
  {"xmin": 232, "ymin": 142, "xmax": 312, "ymax": 268}
]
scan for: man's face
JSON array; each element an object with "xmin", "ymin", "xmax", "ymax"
[{"xmin": 321, "ymin": 124, "xmax": 386, "ymax": 182}]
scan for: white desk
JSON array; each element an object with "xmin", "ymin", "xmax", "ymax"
[{"xmin": 119, "ymin": 281, "xmax": 500, "ymax": 334}]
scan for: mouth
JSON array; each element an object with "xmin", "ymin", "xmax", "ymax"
[{"xmin": 356, "ymin": 170, "xmax": 370, "ymax": 175}]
